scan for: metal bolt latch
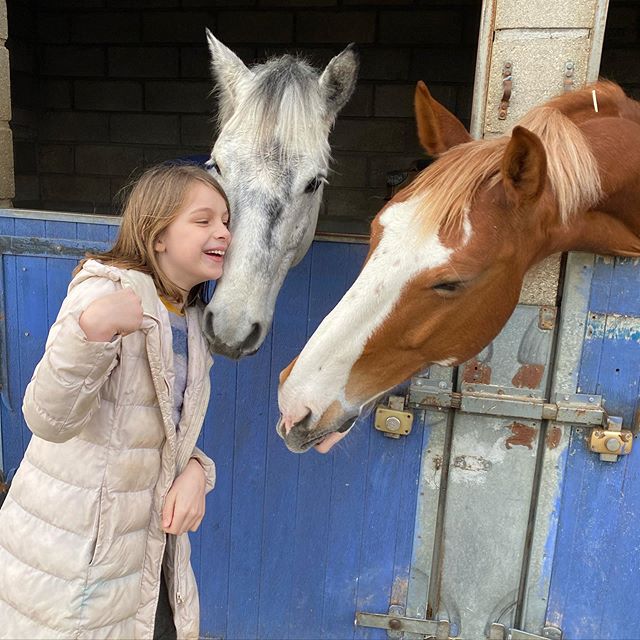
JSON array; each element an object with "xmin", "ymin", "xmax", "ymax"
[
  {"xmin": 589, "ymin": 416, "xmax": 632, "ymax": 462},
  {"xmin": 374, "ymin": 396, "xmax": 414, "ymax": 439},
  {"xmin": 385, "ymin": 416, "xmax": 402, "ymax": 432}
]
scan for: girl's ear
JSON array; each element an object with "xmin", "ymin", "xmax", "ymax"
[{"xmin": 154, "ymin": 236, "xmax": 166, "ymax": 253}]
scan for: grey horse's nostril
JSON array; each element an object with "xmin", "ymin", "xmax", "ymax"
[
  {"xmin": 239, "ymin": 322, "xmax": 261, "ymax": 353},
  {"xmin": 204, "ymin": 309, "xmax": 214, "ymax": 336}
]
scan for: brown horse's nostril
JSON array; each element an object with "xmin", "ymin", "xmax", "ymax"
[
  {"xmin": 280, "ymin": 409, "xmax": 312, "ymax": 436},
  {"xmin": 293, "ymin": 411, "xmax": 313, "ymax": 432}
]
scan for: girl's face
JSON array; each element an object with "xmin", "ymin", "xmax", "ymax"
[{"xmin": 154, "ymin": 181, "xmax": 231, "ymax": 297}]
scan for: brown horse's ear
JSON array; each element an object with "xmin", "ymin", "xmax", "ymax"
[
  {"xmin": 414, "ymin": 81, "xmax": 472, "ymax": 156},
  {"xmin": 501, "ymin": 126, "xmax": 547, "ymax": 206}
]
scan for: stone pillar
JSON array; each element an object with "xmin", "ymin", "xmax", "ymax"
[
  {"xmin": 470, "ymin": 0, "xmax": 609, "ymax": 306},
  {"xmin": 0, "ymin": 0, "xmax": 14, "ymax": 207}
]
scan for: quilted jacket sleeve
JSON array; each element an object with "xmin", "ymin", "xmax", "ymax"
[
  {"xmin": 22, "ymin": 276, "xmax": 123, "ymax": 443},
  {"xmin": 190, "ymin": 446, "xmax": 216, "ymax": 494}
]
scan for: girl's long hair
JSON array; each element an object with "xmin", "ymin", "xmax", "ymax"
[{"xmin": 76, "ymin": 163, "xmax": 229, "ymax": 306}]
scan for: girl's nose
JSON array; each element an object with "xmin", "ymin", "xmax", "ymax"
[{"xmin": 216, "ymin": 222, "xmax": 231, "ymax": 242}]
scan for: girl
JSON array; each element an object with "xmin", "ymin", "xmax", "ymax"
[{"xmin": 0, "ymin": 164, "xmax": 231, "ymax": 639}]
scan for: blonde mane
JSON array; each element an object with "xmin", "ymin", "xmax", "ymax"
[{"xmin": 406, "ymin": 92, "xmax": 604, "ymax": 235}]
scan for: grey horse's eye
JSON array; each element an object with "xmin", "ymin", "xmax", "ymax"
[
  {"xmin": 206, "ymin": 158, "xmax": 221, "ymax": 175},
  {"xmin": 304, "ymin": 177, "xmax": 322, "ymax": 194}
]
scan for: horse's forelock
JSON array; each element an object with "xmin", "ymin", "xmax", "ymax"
[
  {"xmin": 225, "ymin": 55, "xmax": 331, "ymax": 165},
  {"xmin": 404, "ymin": 88, "xmax": 604, "ymax": 237}
]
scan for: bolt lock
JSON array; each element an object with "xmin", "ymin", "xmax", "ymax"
[
  {"xmin": 374, "ymin": 395, "xmax": 414, "ymax": 439},
  {"xmin": 589, "ymin": 416, "xmax": 632, "ymax": 462}
]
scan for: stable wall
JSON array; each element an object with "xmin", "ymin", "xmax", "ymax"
[
  {"xmin": 7, "ymin": 0, "xmax": 481, "ymax": 233},
  {"xmin": 5, "ymin": 1, "xmax": 639, "ymax": 232},
  {"xmin": 0, "ymin": 0, "xmax": 13, "ymax": 207}
]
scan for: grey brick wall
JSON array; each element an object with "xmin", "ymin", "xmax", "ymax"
[
  {"xmin": 0, "ymin": 0, "xmax": 13, "ymax": 206},
  {"xmin": 10, "ymin": 0, "xmax": 634, "ymax": 230},
  {"xmin": 7, "ymin": 0, "xmax": 483, "ymax": 227},
  {"xmin": 599, "ymin": 1, "xmax": 640, "ymax": 99}
]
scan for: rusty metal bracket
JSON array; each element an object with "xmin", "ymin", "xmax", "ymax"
[
  {"xmin": 490, "ymin": 623, "xmax": 563, "ymax": 640},
  {"xmin": 538, "ymin": 306, "xmax": 557, "ymax": 330},
  {"xmin": 498, "ymin": 62, "xmax": 513, "ymax": 120},
  {"xmin": 356, "ymin": 608, "xmax": 452, "ymax": 639}
]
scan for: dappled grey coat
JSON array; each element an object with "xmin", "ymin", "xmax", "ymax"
[{"xmin": 0, "ymin": 260, "xmax": 216, "ymax": 639}]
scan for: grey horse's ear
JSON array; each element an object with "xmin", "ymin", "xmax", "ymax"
[
  {"xmin": 319, "ymin": 43, "xmax": 359, "ymax": 122},
  {"xmin": 206, "ymin": 29, "xmax": 252, "ymax": 125}
]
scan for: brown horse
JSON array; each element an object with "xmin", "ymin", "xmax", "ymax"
[{"xmin": 276, "ymin": 80, "xmax": 640, "ymax": 453}]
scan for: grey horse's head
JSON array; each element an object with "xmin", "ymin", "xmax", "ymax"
[{"xmin": 203, "ymin": 31, "xmax": 359, "ymax": 358}]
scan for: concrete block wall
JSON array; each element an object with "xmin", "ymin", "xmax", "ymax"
[
  {"xmin": 0, "ymin": 0, "xmax": 13, "ymax": 207},
  {"xmin": 7, "ymin": 0, "xmax": 482, "ymax": 231},
  {"xmin": 600, "ymin": 0, "xmax": 640, "ymax": 99},
  {"xmin": 6, "ymin": 1, "xmax": 636, "ymax": 228}
]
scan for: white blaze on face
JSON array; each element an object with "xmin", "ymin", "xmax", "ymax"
[{"xmin": 279, "ymin": 197, "xmax": 454, "ymax": 425}]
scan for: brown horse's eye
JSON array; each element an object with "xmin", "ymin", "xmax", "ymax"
[{"xmin": 433, "ymin": 281, "xmax": 462, "ymax": 293}]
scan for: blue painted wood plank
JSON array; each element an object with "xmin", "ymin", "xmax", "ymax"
[
  {"xmin": 319, "ymin": 242, "xmax": 370, "ymax": 640},
  {"xmin": 2, "ymin": 254, "xmax": 23, "ymax": 471},
  {"xmin": 606, "ymin": 257, "xmax": 640, "ymax": 316},
  {"xmin": 286, "ymin": 241, "xmax": 358, "ymax": 640},
  {"xmin": 76, "ymin": 223, "xmax": 111, "ymax": 243},
  {"xmin": 320, "ymin": 422, "xmax": 370, "ymax": 640},
  {"xmin": 354, "ymin": 428, "xmax": 406, "ymax": 640},
  {"xmin": 14, "ymin": 218, "xmax": 46, "ymax": 238},
  {"xmin": 226, "ymin": 332, "xmax": 273, "ymax": 640},
  {"xmin": 606, "ymin": 446, "xmax": 640, "ymax": 639},
  {"xmin": 16, "ymin": 255, "xmax": 50, "ymax": 454},
  {"xmin": 45, "ymin": 220, "xmax": 77, "ymax": 241},
  {"xmin": 198, "ymin": 357, "xmax": 238, "ymax": 640},
  {"xmin": 570, "ymin": 311, "xmax": 640, "ymax": 639},
  {"xmin": 45, "ymin": 258, "xmax": 76, "ymax": 328},
  {"xmin": 0, "ymin": 216, "xmax": 14, "ymax": 235},
  {"xmin": 256, "ymin": 252, "xmax": 311, "ymax": 640},
  {"xmin": 547, "ymin": 255, "xmax": 640, "ymax": 639},
  {"xmin": 108, "ymin": 225, "xmax": 120, "ymax": 243},
  {"xmin": 576, "ymin": 312, "xmax": 605, "ymax": 395},
  {"xmin": 588, "ymin": 255, "xmax": 614, "ymax": 313}
]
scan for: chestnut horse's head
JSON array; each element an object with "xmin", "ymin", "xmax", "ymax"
[{"xmin": 277, "ymin": 82, "xmax": 607, "ymax": 453}]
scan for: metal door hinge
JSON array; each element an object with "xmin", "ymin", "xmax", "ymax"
[
  {"xmin": 356, "ymin": 606, "xmax": 451, "ymax": 639},
  {"xmin": 563, "ymin": 60, "xmax": 575, "ymax": 92},
  {"xmin": 498, "ymin": 61, "xmax": 513, "ymax": 120},
  {"xmin": 490, "ymin": 623, "xmax": 562, "ymax": 640},
  {"xmin": 375, "ymin": 395, "xmax": 414, "ymax": 439}
]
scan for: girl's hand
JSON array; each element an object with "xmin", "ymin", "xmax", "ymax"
[
  {"xmin": 162, "ymin": 459, "xmax": 207, "ymax": 535},
  {"xmin": 79, "ymin": 289, "xmax": 144, "ymax": 342}
]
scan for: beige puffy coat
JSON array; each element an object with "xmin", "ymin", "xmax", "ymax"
[{"xmin": 0, "ymin": 260, "xmax": 216, "ymax": 639}]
